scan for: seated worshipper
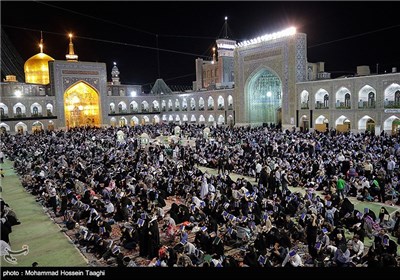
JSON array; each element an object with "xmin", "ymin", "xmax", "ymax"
[
  {"xmin": 380, "ymin": 213, "xmax": 396, "ymax": 231},
  {"xmin": 360, "ymin": 246, "xmax": 381, "ymax": 267},
  {"xmin": 254, "ymin": 232, "xmax": 268, "ymax": 256},
  {"xmin": 176, "ymin": 251, "xmax": 193, "ymax": 267},
  {"xmin": 64, "ymin": 210, "xmax": 78, "ymax": 230},
  {"xmin": 74, "ymin": 227, "xmax": 93, "ymax": 250},
  {"xmin": 346, "ymin": 179, "xmax": 359, "ymax": 197},
  {"xmin": 370, "ymin": 178, "xmax": 381, "ymax": 198},
  {"xmin": 378, "ymin": 206, "xmax": 390, "ymax": 223},
  {"xmin": 271, "ymin": 241, "xmax": 289, "ymax": 266},
  {"xmin": 380, "ymin": 234, "xmax": 398, "ymax": 256},
  {"xmin": 338, "ymin": 198, "xmax": 354, "ymax": 218},
  {"xmin": 103, "ymin": 200, "xmax": 115, "ymax": 217},
  {"xmin": 222, "ymin": 255, "xmax": 239, "ymax": 268},
  {"xmin": 90, "ymin": 235, "xmax": 105, "ymax": 257},
  {"xmin": 326, "ymin": 231, "xmax": 347, "ymax": 256},
  {"xmin": 100, "ymin": 243, "xmax": 121, "ymax": 264},
  {"xmin": 350, "ymin": 222, "xmax": 366, "ymax": 243},
  {"xmin": 347, "ymin": 234, "xmax": 365, "ymax": 263},
  {"xmin": 282, "ymin": 249, "xmax": 303, "ymax": 267},
  {"xmin": 243, "ymin": 245, "xmax": 261, "ymax": 267},
  {"xmin": 333, "ymin": 243, "xmax": 351, "ymax": 267},
  {"xmin": 347, "ymin": 166, "xmax": 358, "ymax": 179},
  {"xmin": 316, "ymin": 228, "xmax": 331, "ymax": 253},
  {"xmin": 358, "ymin": 186, "xmax": 374, "ymax": 202},
  {"xmin": 163, "ymin": 213, "xmax": 177, "ymax": 243},
  {"xmin": 120, "ymin": 224, "xmax": 138, "ymax": 251},
  {"xmin": 98, "ymin": 220, "xmax": 112, "ymax": 239}
]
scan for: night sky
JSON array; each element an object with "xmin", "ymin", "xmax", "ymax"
[{"xmin": 2, "ymin": 1, "xmax": 400, "ymax": 90}]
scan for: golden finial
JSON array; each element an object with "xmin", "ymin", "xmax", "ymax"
[
  {"xmin": 39, "ymin": 31, "xmax": 43, "ymax": 53},
  {"xmin": 212, "ymin": 47, "xmax": 216, "ymax": 63},
  {"xmin": 66, "ymin": 32, "xmax": 78, "ymax": 61}
]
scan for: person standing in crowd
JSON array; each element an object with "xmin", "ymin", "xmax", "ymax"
[
  {"xmin": 255, "ymin": 161, "xmax": 262, "ymax": 182},
  {"xmin": 363, "ymin": 159, "xmax": 373, "ymax": 181},
  {"xmin": 336, "ymin": 175, "xmax": 346, "ymax": 200}
]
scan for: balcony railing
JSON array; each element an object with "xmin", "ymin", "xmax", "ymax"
[
  {"xmin": 315, "ymin": 103, "xmax": 329, "ymax": 109},
  {"xmin": 300, "ymin": 102, "xmax": 309, "ymax": 109}
]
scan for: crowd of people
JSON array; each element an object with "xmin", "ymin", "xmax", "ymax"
[{"xmin": 1, "ymin": 123, "xmax": 400, "ymax": 267}]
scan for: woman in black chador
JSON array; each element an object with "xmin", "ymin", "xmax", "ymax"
[
  {"xmin": 138, "ymin": 219, "xmax": 149, "ymax": 257},
  {"xmin": 147, "ymin": 216, "xmax": 160, "ymax": 259}
]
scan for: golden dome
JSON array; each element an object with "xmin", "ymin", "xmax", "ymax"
[{"xmin": 24, "ymin": 52, "xmax": 55, "ymax": 85}]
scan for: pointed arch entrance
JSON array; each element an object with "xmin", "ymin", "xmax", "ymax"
[
  {"xmin": 246, "ymin": 68, "xmax": 282, "ymax": 125},
  {"xmin": 64, "ymin": 81, "xmax": 101, "ymax": 128}
]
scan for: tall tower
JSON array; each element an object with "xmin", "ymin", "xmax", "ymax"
[
  {"xmin": 111, "ymin": 62, "xmax": 121, "ymax": 85},
  {"xmin": 216, "ymin": 16, "xmax": 236, "ymax": 86},
  {"xmin": 66, "ymin": 33, "xmax": 78, "ymax": 61}
]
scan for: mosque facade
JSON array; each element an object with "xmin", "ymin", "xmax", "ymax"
[{"xmin": 1, "ymin": 28, "xmax": 399, "ymax": 134}]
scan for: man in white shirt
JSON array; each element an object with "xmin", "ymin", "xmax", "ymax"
[
  {"xmin": 255, "ymin": 162, "xmax": 262, "ymax": 182},
  {"xmin": 387, "ymin": 157, "xmax": 396, "ymax": 177},
  {"xmin": 348, "ymin": 234, "xmax": 364, "ymax": 263}
]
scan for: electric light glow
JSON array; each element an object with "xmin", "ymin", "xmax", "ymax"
[{"xmin": 236, "ymin": 27, "xmax": 296, "ymax": 48}]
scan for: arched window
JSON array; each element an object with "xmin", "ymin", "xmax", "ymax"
[
  {"xmin": 110, "ymin": 103, "xmax": 115, "ymax": 113},
  {"xmin": 300, "ymin": 90, "xmax": 309, "ymax": 109},
  {"xmin": 395, "ymin": 90, "xmax": 400, "ymax": 107},
  {"xmin": 368, "ymin": 92, "xmax": 375, "ymax": 108},
  {"xmin": 344, "ymin": 93, "xmax": 351, "ymax": 108},
  {"xmin": 199, "ymin": 98, "xmax": 205, "ymax": 111},
  {"xmin": 32, "ymin": 106, "xmax": 39, "ymax": 115},
  {"xmin": 182, "ymin": 99, "xmax": 187, "ymax": 111},
  {"xmin": 307, "ymin": 67, "xmax": 313, "ymax": 81},
  {"xmin": 228, "ymin": 95, "xmax": 233, "ymax": 110},
  {"xmin": 16, "ymin": 107, "xmax": 22, "ymax": 116},
  {"xmin": 208, "ymin": 97, "xmax": 214, "ymax": 110},
  {"xmin": 190, "ymin": 98, "xmax": 196, "ymax": 111},
  {"xmin": 46, "ymin": 104, "xmax": 53, "ymax": 116},
  {"xmin": 130, "ymin": 101, "xmax": 138, "ymax": 112},
  {"xmin": 118, "ymin": 104, "xmax": 123, "ymax": 113},
  {"xmin": 0, "ymin": 108, "xmax": 4, "ymax": 117},
  {"xmin": 323, "ymin": 94, "xmax": 329, "ymax": 108},
  {"xmin": 217, "ymin": 96, "xmax": 224, "ymax": 110},
  {"xmin": 152, "ymin": 100, "xmax": 159, "ymax": 112},
  {"xmin": 141, "ymin": 101, "xmax": 149, "ymax": 112}
]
